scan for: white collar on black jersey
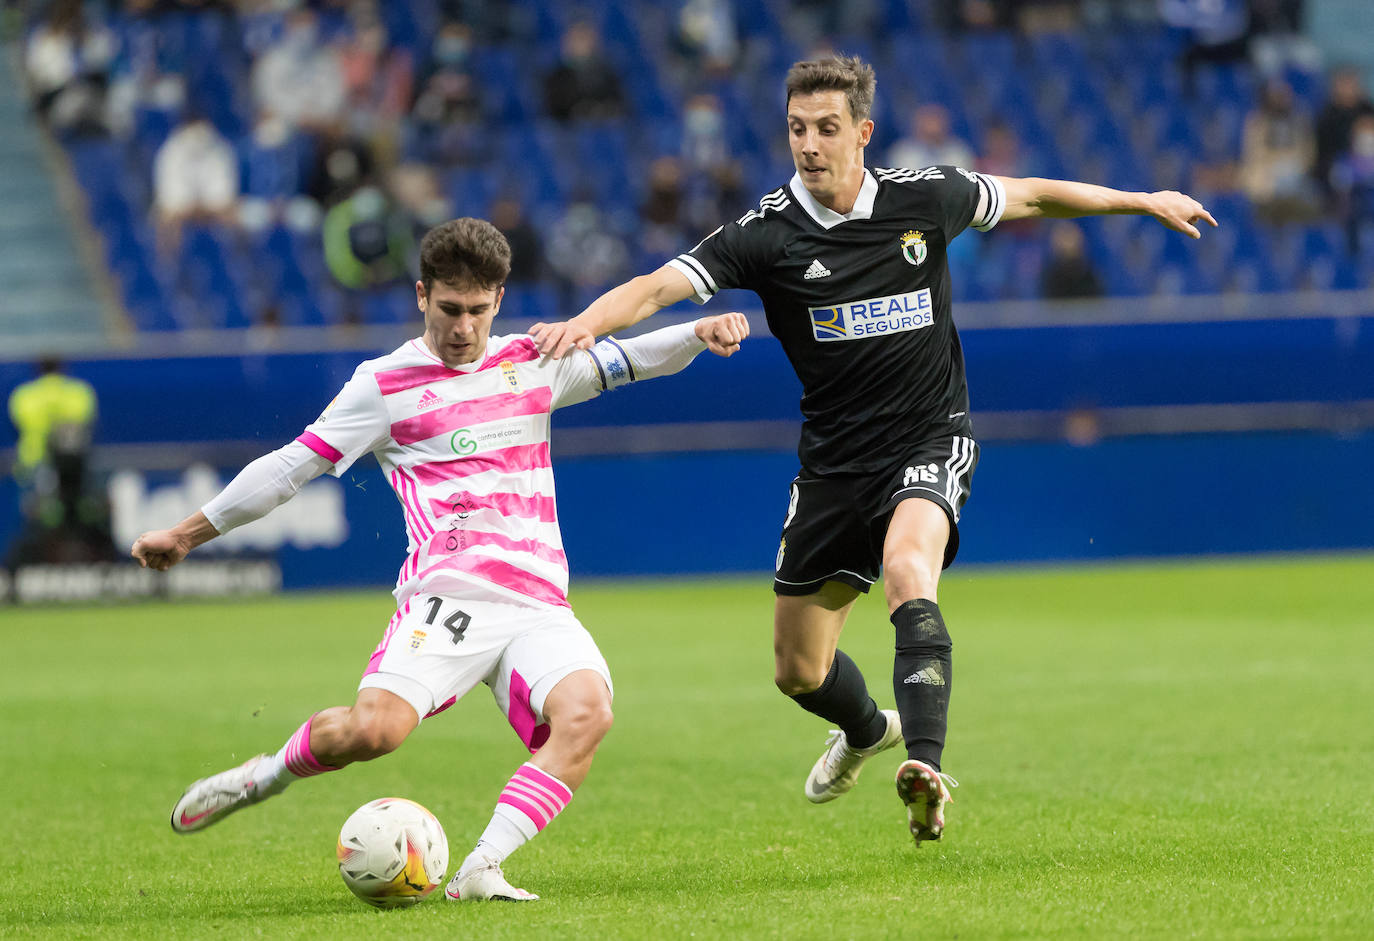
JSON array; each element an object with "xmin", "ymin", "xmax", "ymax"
[{"xmin": 788, "ymin": 168, "xmax": 879, "ymax": 229}]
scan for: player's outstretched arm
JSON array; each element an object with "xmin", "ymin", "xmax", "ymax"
[
  {"xmin": 997, "ymin": 177, "xmax": 1218, "ymax": 238},
  {"xmin": 532, "ymin": 265, "xmax": 697, "ymax": 359},
  {"xmin": 131, "ymin": 441, "xmax": 333, "ymax": 570}
]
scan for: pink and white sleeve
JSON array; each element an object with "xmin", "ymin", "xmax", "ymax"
[{"xmin": 296, "ymin": 367, "xmax": 390, "ymax": 477}]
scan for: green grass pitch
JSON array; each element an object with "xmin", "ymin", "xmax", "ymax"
[{"xmin": 4, "ymin": 554, "xmax": 1373, "ymax": 939}]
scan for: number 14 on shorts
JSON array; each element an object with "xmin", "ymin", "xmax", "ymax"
[{"xmin": 423, "ymin": 596, "xmax": 471, "ymax": 644}]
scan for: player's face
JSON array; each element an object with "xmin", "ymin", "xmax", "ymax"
[
  {"xmin": 417, "ymin": 279, "xmax": 503, "ymax": 366},
  {"xmin": 787, "ymin": 91, "xmax": 873, "ymax": 209}
]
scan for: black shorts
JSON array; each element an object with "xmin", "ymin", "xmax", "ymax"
[{"xmin": 772, "ymin": 435, "xmax": 979, "ymax": 596}]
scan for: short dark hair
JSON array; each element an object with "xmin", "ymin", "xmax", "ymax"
[
  {"xmin": 784, "ymin": 55, "xmax": 876, "ymax": 123},
  {"xmin": 419, "ymin": 218, "xmax": 512, "ymax": 293}
]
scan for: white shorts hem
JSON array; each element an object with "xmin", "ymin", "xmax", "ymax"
[
  {"xmin": 529, "ymin": 660, "xmax": 614, "ymax": 720},
  {"xmin": 358, "ymin": 671, "xmax": 433, "ymax": 723}
]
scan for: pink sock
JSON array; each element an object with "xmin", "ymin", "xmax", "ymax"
[
  {"xmin": 280, "ymin": 713, "xmax": 340, "ymax": 778},
  {"xmin": 470, "ymin": 763, "xmax": 574, "ymax": 865}
]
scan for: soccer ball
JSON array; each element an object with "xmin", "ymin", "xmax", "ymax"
[{"xmin": 336, "ymin": 797, "xmax": 449, "ymax": 908}]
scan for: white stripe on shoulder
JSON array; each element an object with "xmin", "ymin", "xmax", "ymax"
[
  {"xmin": 875, "ymin": 166, "xmax": 945, "ymax": 182},
  {"xmin": 970, "ymin": 172, "xmax": 1005, "ymax": 231},
  {"xmin": 666, "ymin": 256, "xmax": 715, "ymax": 304}
]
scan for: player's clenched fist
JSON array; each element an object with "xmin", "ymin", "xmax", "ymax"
[
  {"xmin": 695, "ymin": 311, "xmax": 750, "ymax": 357},
  {"xmin": 131, "ymin": 529, "xmax": 190, "ymax": 571}
]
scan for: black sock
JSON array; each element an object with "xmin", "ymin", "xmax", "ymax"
[
  {"xmin": 789, "ymin": 649, "xmax": 887, "ymax": 749},
  {"xmin": 891, "ymin": 599, "xmax": 952, "ymax": 770}
]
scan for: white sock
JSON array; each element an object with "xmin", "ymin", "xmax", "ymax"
[
  {"xmin": 251, "ymin": 750, "xmax": 289, "ymax": 795},
  {"xmin": 463, "ymin": 813, "xmax": 530, "ymax": 871},
  {"xmin": 461, "ymin": 763, "xmax": 573, "ymax": 872}
]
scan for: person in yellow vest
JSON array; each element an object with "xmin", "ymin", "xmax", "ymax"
[
  {"xmin": 8, "ymin": 357, "xmax": 97, "ymax": 483},
  {"xmin": 6, "ymin": 357, "xmax": 112, "ymax": 566}
]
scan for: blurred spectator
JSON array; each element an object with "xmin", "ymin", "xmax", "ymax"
[
  {"xmin": 1330, "ymin": 113, "xmax": 1374, "ymax": 257},
  {"xmin": 546, "ymin": 200, "xmax": 629, "ymax": 306},
  {"xmin": 387, "ymin": 163, "xmax": 451, "ymax": 231},
  {"xmin": 978, "ymin": 120, "xmax": 1030, "ymax": 177},
  {"xmin": 490, "ymin": 197, "xmax": 544, "ymax": 285},
  {"xmin": 338, "ymin": 13, "xmax": 413, "ymax": 154},
  {"xmin": 933, "ymin": 0, "xmax": 1015, "ymax": 31},
  {"xmin": 1040, "ymin": 221, "xmax": 1104, "ymax": 298},
  {"xmin": 6, "ymin": 358, "xmax": 114, "ymax": 567},
  {"xmin": 682, "ymin": 93, "xmax": 729, "ymax": 173},
  {"xmin": 1248, "ymin": 0, "xmax": 1321, "ymax": 80},
  {"xmin": 419, "ymin": 20, "xmax": 476, "ymax": 82},
  {"xmin": 434, "ymin": 0, "xmax": 532, "ymax": 43},
  {"xmin": 251, "ymin": 8, "xmax": 346, "ymax": 137},
  {"xmin": 1189, "ymin": 120, "xmax": 1241, "ymax": 196},
  {"xmin": 409, "ymin": 24, "xmax": 489, "ymax": 167},
  {"xmin": 671, "ymin": 0, "xmax": 739, "ymax": 78},
  {"xmin": 640, "ymin": 155, "xmax": 688, "ymax": 257},
  {"xmin": 238, "ymin": 114, "xmax": 312, "ymax": 231},
  {"xmin": 152, "ymin": 115, "xmax": 239, "ymax": 250},
  {"xmin": 321, "ymin": 185, "xmax": 414, "ymax": 293},
  {"xmin": 542, "ymin": 21, "xmax": 627, "ymax": 123},
  {"xmin": 1159, "ymin": 0, "xmax": 1250, "ymax": 91},
  {"xmin": 887, "ymin": 104, "xmax": 975, "ymax": 170},
  {"xmin": 103, "ymin": 31, "xmax": 187, "ymax": 144},
  {"xmin": 1239, "ymin": 78, "xmax": 1320, "ymax": 222},
  {"xmin": 307, "ymin": 136, "xmax": 375, "ymax": 209},
  {"xmin": 1315, "ymin": 67, "xmax": 1374, "ymax": 200},
  {"xmin": 789, "ymin": 0, "xmax": 878, "ymax": 42},
  {"xmin": 686, "ymin": 157, "xmax": 746, "ymax": 234},
  {"xmin": 1015, "ymin": 1, "xmax": 1084, "ymax": 34},
  {"xmin": 24, "ymin": 0, "xmax": 117, "ymax": 136}
]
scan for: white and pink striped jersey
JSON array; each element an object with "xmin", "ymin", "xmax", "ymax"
[{"xmin": 295, "ymin": 333, "xmax": 631, "ymax": 610}]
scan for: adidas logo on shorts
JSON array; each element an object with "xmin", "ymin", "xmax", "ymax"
[{"xmin": 803, "ymin": 259, "xmax": 832, "ymax": 280}]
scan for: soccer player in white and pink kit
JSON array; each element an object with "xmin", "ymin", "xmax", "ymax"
[{"xmin": 132, "ymin": 218, "xmax": 749, "ymax": 902}]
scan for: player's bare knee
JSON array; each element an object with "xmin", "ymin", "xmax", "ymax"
[
  {"xmin": 883, "ymin": 553, "xmax": 940, "ymax": 607},
  {"xmin": 555, "ymin": 698, "xmax": 614, "ymax": 748},
  {"xmin": 347, "ymin": 714, "xmax": 409, "ymax": 760},
  {"xmin": 774, "ymin": 662, "xmax": 826, "ymax": 697}
]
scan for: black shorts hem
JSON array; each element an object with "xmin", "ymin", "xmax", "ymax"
[
  {"xmin": 772, "ymin": 571, "xmax": 875, "ymax": 596},
  {"xmin": 880, "ymin": 487, "xmax": 962, "ymax": 569}
]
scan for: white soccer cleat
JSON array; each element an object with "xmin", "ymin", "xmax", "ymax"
[
  {"xmin": 895, "ymin": 758, "xmax": 958, "ymax": 845},
  {"xmin": 170, "ymin": 754, "xmax": 270, "ymax": 833},
  {"xmin": 444, "ymin": 856, "xmax": 539, "ymax": 902},
  {"xmin": 804, "ymin": 709, "xmax": 903, "ymax": 803}
]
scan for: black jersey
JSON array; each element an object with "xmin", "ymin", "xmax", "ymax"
[{"xmin": 669, "ymin": 165, "xmax": 1005, "ymax": 476}]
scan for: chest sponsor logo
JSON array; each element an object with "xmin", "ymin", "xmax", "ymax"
[
  {"xmin": 900, "ymin": 230, "xmax": 928, "ymax": 266},
  {"xmin": 809, "ymin": 289, "xmax": 934, "ymax": 342},
  {"xmin": 449, "ymin": 416, "xmax": 538, "ymax": 455}
]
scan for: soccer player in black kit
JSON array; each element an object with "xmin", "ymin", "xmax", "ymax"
[{"xmin": 534, "ymin": 55, "xmax": 1216, "ymax": 844}]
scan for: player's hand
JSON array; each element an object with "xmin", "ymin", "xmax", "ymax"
[
  {"xmin": 131, "ymin": 529, "xmax": 192, "ymax": 571},
  {"xmin": 530, "ymin": 320, "xmax": 596, "ymax": 359},
  {"xmin": 696, "ymin": 311, "xmax": 750, "ymax": 357},
  {"xmin": 1145, "ymin": 191, "xmax": 1218, "ymax": 239}
]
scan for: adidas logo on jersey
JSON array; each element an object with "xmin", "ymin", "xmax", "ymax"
[
  {"xmin": 416, "ymin": 389, "xmax": 443, "ymax": 411},
  {"xmin": 803, "ymin": 259, "xmax": 832, "ymax": 280}
]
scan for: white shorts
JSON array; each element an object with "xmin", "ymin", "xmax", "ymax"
[{"xmin": 357, "ymin": 594, "xmax": 612, "ymax": 754}]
